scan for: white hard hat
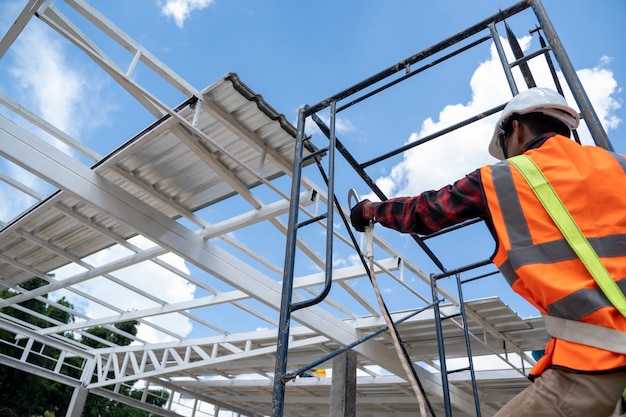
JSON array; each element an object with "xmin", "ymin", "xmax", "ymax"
[{"xmin": 488, "ymin": 87, "xmax": 580, "ymax": 160}]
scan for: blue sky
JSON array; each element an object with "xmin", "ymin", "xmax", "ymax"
[{"xmin": 0, "ymin": 0, "xmax": 624, "ymax": 338}]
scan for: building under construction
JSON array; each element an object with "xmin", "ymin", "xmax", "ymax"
[{"xmin": 0, "ymin": 1, "xmax": 616, "ymax": 416}]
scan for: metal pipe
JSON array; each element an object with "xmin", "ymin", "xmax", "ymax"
[
  {"xmin": 531, "ymin": 28, "xmax": 582, "ymax": 144},
  {"xmin": 530, "ymin": 27, "xmax": 581, "ymax": 143},
  {"xmin": 505, "ymin": 20, "xmax": 536, "ymax": 88},
  {"xmin": 530, "ymin": 0, "xmax": 613, "ymax": 151},
  {"xmin": 283, "ymin": 301, "xmax": 440, "ymax": 381},
  {"xmin": 311, "ymin": 113, "xmax": 380, "ymax": 193},
  {"xmin": 291, "ymin": 101, "xmax": 338, "ymax": 312},
  {"xmin": 360, "ymin": 103, "xmax": 506, "ymax": 169},
  {"xmin": 433, "ymin": 259, "xmax": 493, "ymax": 280},
  {"xmin": 508, "ymin": 45, "xmax": 551, "ymax": 70},
  {"xmin": 336, "ymin": 35, "xmax": 492, "ymax": 114},
  {"xmin": 431, "ymin": 273, "xmax": 453, "ymax": 417},
  {"xmin": 489, "ymin": 22, "xmax": 519, "ymax": 96},
  {"xmin": 310, "ymin": 113, "xmax": 447, "ymax": 272},
  {"xmin": 296, "ymin": 213, "xmax": 328, "ymax": 229},
  {"xmin": 461, "ymin": 270, "xmax": 500, "ymax": 285},
  {"xmin": 271, "ymin": 107, "xmax": 307, "ymax": 417},
  {"xmin": 421, "ymin": 218, "xmax": 483, "ymax": 240},
  {"xmin": 305, "ymin": 1, "xmax": 531, "ymax": 116},
  {"xmin": 455, "ymin": 273, "xmax": 482, "ymax": 417}
]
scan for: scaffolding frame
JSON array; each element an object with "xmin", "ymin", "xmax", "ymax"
[
  {"xmin": 273, "ymin": 0, "xmax": 612, "ymax": 416},
  {"xmin": 0, "ymin": 0, "xmax": 612, "ymax": 416}
]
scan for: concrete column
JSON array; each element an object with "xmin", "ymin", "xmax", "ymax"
[
  {"xmin": 329, "ymin": 350, "xmax": 357, "ymax": 417},
  {"xmin": 65, "ymin": 385, "xmax": 88, "ymax": 417}
]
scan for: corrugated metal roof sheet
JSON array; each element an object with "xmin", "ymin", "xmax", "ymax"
[{"xmin": 0, "ymin": 74, "xmax": 315, "ymax": 286}]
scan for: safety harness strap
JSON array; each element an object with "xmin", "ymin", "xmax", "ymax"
[
  {"xmin": 542, "ymin": 314, "xmax": 626, "ymax": 354},
  {"xmin": 508, "ymin": 154, "xmax": 626, "ymax": 403},
  {"xmin": 508, "ymin": 155, "xmax": 626, "ymax": 318}
]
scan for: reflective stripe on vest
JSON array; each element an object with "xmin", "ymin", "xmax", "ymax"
[
  {"xmin": 481, "ymin": 136, "xmax": 626, "ymax": 374},
  {"xmin": 482, "ymin": 135, "xmax": 626, "ymax": 322},
  {"xmin": 490, "ymin": 161, "xmax": 626, "ymax": 320}
]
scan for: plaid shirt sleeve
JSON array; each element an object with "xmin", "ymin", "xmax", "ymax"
[{"xmin": 368, "ymin": 169, "xmax": 487, "ymax": 235}]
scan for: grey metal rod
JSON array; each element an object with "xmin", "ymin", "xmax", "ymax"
[
  {"xmin": 291, "ymin": 101, "xmax": 338, "ymax": 312},
  {"xmin": 431, "ymin": 273, "xmax": 453, "ymax": 417},
  {"xmin": 283, "ymin": 301, "xmax": 440, "ymax": 381},
  {"xmin": 455, "ymin": 273, "xmax": 482, "ymax": 417},
  {"xmin": 271, "ymin": 107, "xmax": 307, "ymax": 417},
  {"xmin": 305, "ymin": 0, "xmax": 530, "ymax": 116},
  {"xmin": 489, "ymin": 22, "xmax": 519, "ymax": 96},
  {"xmin": 530, "ymin": 0, "xmax": 613, "ymax": 151}
]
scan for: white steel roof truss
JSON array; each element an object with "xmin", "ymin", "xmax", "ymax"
[
  {"xmin": 14, "ymin": 227, "xmax": 234, "ymax": 338},
  {"xmin": 39, "ymin": 260, "xmax": 399, "ymax": 339},
  {"xmin": 151, "ymin": 379, "xmax": 257, "ymax": 417},
  {"xmin": 63, "ymin": 0, "xmax": 199, "ymax": 98},
  {"xmin": 9, "ymin": 210, "xmax": 225, "ymax": 340},
  {"xmin": 0, "ymin": 232, "xmax": 181, "ymax": 344},
  {"xmin": 0, "ymin": 169, "xmax": 45, "ymax": 203},
  {"xmin": 0, "ymin": 92, "xmax": 101, "ymax": 162},
  {"xmin": 160, "ymin": 122, "xmax": 322, "ymax": 271},
  {"xmin": 0, "ymin": 0, "xmax": 49, "ymax": 59},
  {"xmin": 42, "ymin": 290, "xmax": 258, "ymax": 337},
  {"xmin": 107, "ymin": 166, "xmax": 210, "ymax": 231},
  {"xmin": 38, "ymin": 5, "xmax": 173, "ymax": 118},
  {"xmin": 199, "ymin": 189, "xmax": 314, "ymax": 240},
  {"xmin": 150, "ymin": 257, "xmax": 282, "ymax": 328},
  {"xmin": 90, "ymin": 335, "xmax": 329, "ymax": 389},
  {"xmin": 0, "ymin": 244, "xmax": 161, "ymax": 309},
  {"xmin": 445, "ymin": 315, "xmax": 532, "ymax": 378},
  {"xmin": 1, "ymin": 113, "xmax": 479, "ymax": 411},
  {"xmin": 0, "ymin": 269, "xmax": 184, "ymax": 346},
  {"xmin": 0, "ymin": 316, "xmax": 94, "ymax": 376},
  {"xmin": 40, "ymin": 1, "xmax": 303, "ymax": 211}
]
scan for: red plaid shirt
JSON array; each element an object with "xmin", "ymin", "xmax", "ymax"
[
  {"xmin": 367, "ymin": 134, "xmax": 556, "ymax": 235},
  {"xmin": 368, "ymin": 169, "xmax": 486, "ymax": 235}
]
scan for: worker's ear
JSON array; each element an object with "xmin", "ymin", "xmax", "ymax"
[{"xmin": 512, "ymin": 119, "xmax": 525, "ymax": 145}]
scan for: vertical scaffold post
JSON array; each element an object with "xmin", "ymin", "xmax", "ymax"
[
  {"xmin": 272, "ymin": 107, "xmax": 307, "ymax": 417},
  {"xmin": 432, "ymin": 271, "xmax": 482, "ymax": 417},
  {"xmin": 431, "ymin": 273, "xmax": 453, "ymax": 417},
  {"xmin": 272, "ymin": 101, "xmax": 339, "ymax": 416},
  {"xmin": 454, "ymin": 273, "xmax": 482, "ymax": 417},
  {"xmin": 488, "ymin": 22, "xmax": 519, "ymax": 97},
  {"xmin": 530, "ymin": 0, "xmax": 612, "ymax": 151}
]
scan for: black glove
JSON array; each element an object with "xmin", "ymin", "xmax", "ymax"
[{"xmin": 350, "ymin": 199, "xmax": 371, "ymax": 232}]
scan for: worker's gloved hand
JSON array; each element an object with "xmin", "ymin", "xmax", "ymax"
[{"xmin": 350, "ymin": 199, "xmax": 371, "ymax": 232}]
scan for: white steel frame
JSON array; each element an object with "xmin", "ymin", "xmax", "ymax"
[{"xmin": 0, "ymin": 1, "xmax": 550, "ymax": 416}]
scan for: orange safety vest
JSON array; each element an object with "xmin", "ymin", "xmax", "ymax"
[{"xmin": 480, "ymin": 134, "xmax": 626, "ymax": 377}]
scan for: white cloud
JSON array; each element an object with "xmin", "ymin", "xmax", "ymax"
[
  {"xmin": 0, "ymin": 1, "xmax": 21, "ymax": 38},
  {"xmin": 159, "ymin": 0, "xmax": 215, "ymax": 28},
  {"xmin": 8, "ymin": 22, "xmax": 113, "ymax": 141},
  {"xmin": 576, "ymin": 57, "xmax": 621, "ymax": 132},
  {"xmin": 367, "ymin": 36, "xmax": 621, "ymax": 199},
  {"xmin": 0, "ymin": 18, "xmax": 115, "ymax": 225}
]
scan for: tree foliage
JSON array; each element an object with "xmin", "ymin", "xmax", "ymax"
[{"xmin": 0, "ymin": 277, "xmax": 169, "ymax": 417}]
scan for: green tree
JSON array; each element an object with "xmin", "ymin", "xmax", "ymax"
[
  {"xmin": 80, "ymin": 321, "xmax": 169, "ymax": 417},
  {"xmin": 0, "ymin": 277, "xmax": 168, "ymax": 417},
  {"xmin": 0, "ymin": 277, "xmax": 75, "ymax": 416}
]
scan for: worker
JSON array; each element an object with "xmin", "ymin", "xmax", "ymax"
[{"xmin": 350, "ymin": 87, "xmax": 626, "ymax": 416}]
